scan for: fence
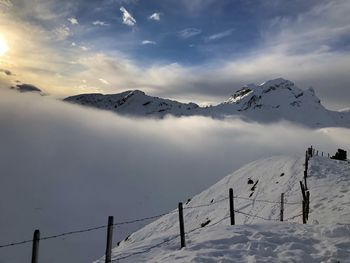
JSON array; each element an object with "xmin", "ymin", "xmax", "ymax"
[
  {"xmin": 0, "ymin": 190, "xmax": 304, "ymax": 262},
  {"xmin": 0, "ymin": 146, "xmax": 341, "ymax": 262}
]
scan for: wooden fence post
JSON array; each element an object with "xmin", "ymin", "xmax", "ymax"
[
  {"xmin": 299, "ymin": 181, "xmax": 306, "ymax": 201},
  {"xmin": 302, "ymin": 201, "xmax": 306, "ymax": 224},
  {"xmin": 105, "ymin": 216, "xmax": 114, "ymax": 263},
  {"xmin": 178, "ymin": 202, "xmax": 186, "ymax": 248},
  {"xmin": 280, "ymin": 193, "xmax": 284, "ymax": 222},
  {"xmin": 322, "ymin": 152, "xmax": 323, "ymax": 157},
  {"xmin": 306, "ymin": 191, "xmax": 310, "ymax": 220},
  {"xmin": 316, "ymin": 150, "xmax": 318, "ymax": 156},
  {"xmin": 328, "ymin": 153, "xmax": 330, "ymax": 158},
  {"xmin": 304, "ymin": 175, "xmax": 308, "ymax": 191},
  {"xmin": 31, "ymin": 229, "xmax": 40, "ymax": 263},
  {"xmin": 229, "ymin": 188, "xmax": 235, "ymax": 225},
  {"xmin": 305, "ymin": 150, "xmax": 308, "ymax": 169}
]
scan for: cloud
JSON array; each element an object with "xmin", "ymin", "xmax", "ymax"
[
  {"xmin": 178, "ymin": 28, "xmax": 202, "ymax": 39},
  {"xmin": 148, "ymin": 12, "xmax": 160, "ymax": 21},
  {"xmin": 53, "ymin": 25, "xmax": 71, "ymax": 41},
  {"xmin": 207, "ymin": 29, "xmax": 233, "ymax": 41},
  {"xmin": 98, "ymin": 78, "xmax": 109, "ymax": 85},
  {"xmin": 67, "ymin": 17, "xmax": 78, "ymax": 25},
  {"xmin": 12, "ymin": 83, "xmax": 42, "ymax": 93},
  {"xmin": 92, "ymin": 20, "xmax": 109, "ymax": 26},
  {"xmin": 0, "ymin": 88, "xmax": 349, "ymax": 263},
  {"xmin": 262, "ymin": 0, "xmax": 350, "ymax": 54},
  {"xmin": 120, "ymin": 6, "xmax": 136, "ymax": 26},
  {"xmin": 79, "ymin": 45, "xmax": 89, "ymax": 51},
  {"xmin": 0, "ymin": 0, "xmax": 12, "ymax": 9},
  {"xmin": 0, "ymin": 68, "xmax": 12, "ymax": 75},
  {"xmin": 141, "ymin": 40, "xmax": 156, "ymax": 45}
]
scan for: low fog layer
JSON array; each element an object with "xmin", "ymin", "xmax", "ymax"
[{"xmin": 0, "ymin": 88, "xmax": 349, "ymax": 263}]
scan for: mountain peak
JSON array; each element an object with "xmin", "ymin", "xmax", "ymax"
[{"xmin": 259, "ymin": 77, "xmax": 293, "ymax": 88}]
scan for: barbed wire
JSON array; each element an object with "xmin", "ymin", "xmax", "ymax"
[
  {"xmin": 112, "ymin": 215, "xmax": 231, "ymax": 262},
  {"xmin": 0, "ymin": 211, "xmax": 175, "ymax": 249},
  {"xmin": 184, "ymin": 197, "xmax": 229, "ymax": 209},
  {"xmin": 234, "ymin": 196, "xmax": 300, "ymax": 205},
  {"xmin": 284, "ymin": 213, "xmax": 303, "ymax": 221},
  {"xmin": 113, "ymin": 211, "xmax": 177, "ymax": 226},
  {"xmin": 0, "ymin": 194, "xmax": 302, "ymax": 249},
  {"xmin": 235, "ymin": 210, "xmax": 280, "ymax": 221},
  {"xmin": 0, "ymin": 224, "xmax": 108, "ymax": 249}
]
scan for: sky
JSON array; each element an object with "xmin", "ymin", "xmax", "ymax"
[
  {"xmin": 0, "ymin": 0, "xmax": 349, "ymax": 109},
  {"xmin": 1, "ymin": 88, "xmax": 350, "ymax": 263}
]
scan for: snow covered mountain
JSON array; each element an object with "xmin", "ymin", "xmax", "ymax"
[
  {"xmin": 64, "ymin": 78, "xmax": 350, "ymax": 128},
  {"xmin": 64, "ymin": 90, "xmax": 200, "ymax": 117},
  {"xmin": 94, "ymin": 153, "xmax": 350, "ymax": 262}
]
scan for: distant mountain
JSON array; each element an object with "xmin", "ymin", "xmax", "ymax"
[
  {"xmin": 64, "ymin": 78, "xmax": 350, "ymax": 128},
  {"xmin": 64, "ymin": 90, "xmax": 200, "ymax": 117},
  {"xmin": 11, "ymin": 83, "xmax": 43, "ymax": 94}
]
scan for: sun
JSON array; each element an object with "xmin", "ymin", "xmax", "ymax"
[{"xmin": 0, "ymin": 35, "xmax": 9, "ymax": 56}]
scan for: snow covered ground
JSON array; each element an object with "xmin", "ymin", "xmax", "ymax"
[{"xmin": 94, "ymin": 154, "xmax": 350, "ymax": 262}]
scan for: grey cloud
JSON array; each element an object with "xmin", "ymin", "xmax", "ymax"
[{"xmin": 11, "ymin": 83, "xmax": 42, "ymax": 93}]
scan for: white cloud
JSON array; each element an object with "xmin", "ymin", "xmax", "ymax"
[
  {"xmin": 79, "ymin": 45, "xmax": 89, "ymax": 51},
  {"xmin": 141, "ymin": 40, "xmax": 156, "ymax": 45},
  {"xmin": 120, "ymin": 6, "xmax": 136, "ymax": 26},
  {"xmin": 149, "ymin": 12, "xmax": 160, "ymax": 21},
  {"xmin": 67, "ymin": 17, "xmax": 78, "ymax": 25},
  {"xmin": 98, "ymin": 78, "xmax": 110, "ymax": 85},
  {"xmin": 71, "ymin": 42, "xmax": 89, "ymax": 51},
  {"xmin": 207, "ymin": 29, "xmax": 233, "ymax": 41},
  {"xmin": 178, "ymin": 28, "xmax": 202, "ymax": 39},
  {"xmin": 92, "ymin": 20, "xmax": 109, "ymax": 26}
]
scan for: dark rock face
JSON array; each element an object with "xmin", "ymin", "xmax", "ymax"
[{"xmin": 11, "ymin": 84, "xmax": 42, "ymax": 93}]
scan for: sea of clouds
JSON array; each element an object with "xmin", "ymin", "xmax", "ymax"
[{"xmin": 0, "ymin": 88, "xmax": 349, "ymax": 263}]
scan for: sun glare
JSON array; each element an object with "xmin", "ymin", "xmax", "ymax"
[{"xmin": 0, "ymin": 35, "xmax": 9, "ymax": 56}]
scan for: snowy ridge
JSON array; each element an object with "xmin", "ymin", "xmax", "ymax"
[
  {"xmin": 64, "ymin": 90, "xmax": 199, "ymax": 118},
  {"xmin": 64, "ymin": 78, "xmax": 350, "ymax": 128},
  {"xmin": 94, "ymin": 154, "xmax": 350, "ymax": 262}
]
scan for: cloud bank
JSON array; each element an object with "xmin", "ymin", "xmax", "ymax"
[{"xmin": 0, "ymin": 88, "xmax": 349, "ymax": 263}]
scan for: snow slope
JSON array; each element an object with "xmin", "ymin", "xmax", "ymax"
[
  {"xmin": 94, "ymin": 154, "xmax": 350, "ymax": 262},
  {"xmin": 64, "ymin": 78, "xmax": 350, "ymax": 128}
]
